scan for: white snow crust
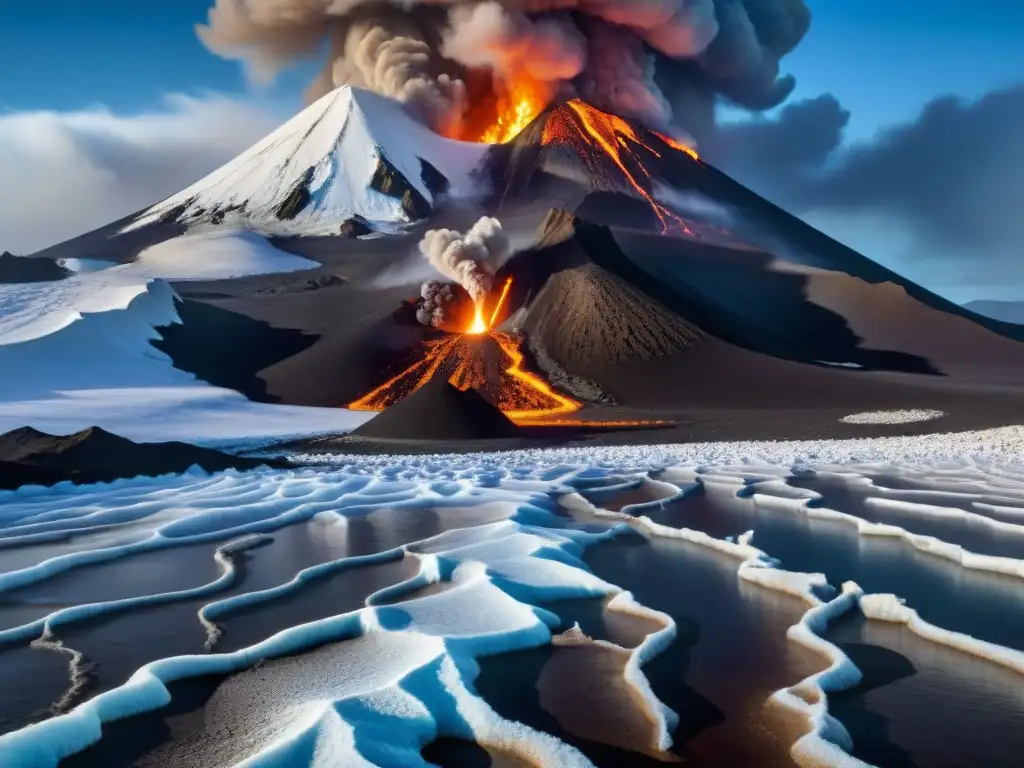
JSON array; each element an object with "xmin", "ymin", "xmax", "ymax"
[
  {"xmin": 840, "ymin": 409, "xmax": 945, "ymax": 425},
  {"xmin": 3, "ymin": 458, "xmax": 1024, "ymax": 766},
  {"xmin": 0, "ymin": 266, "xmax": 371, "ymax": 444},
  {"xmin": 124, "ymin": 87, "xmax": 488, "ymax": 237},
  {"xmin": 859, "ymin": 593, "xmax": 1024, "ymax": 676},
  {"xmin": 133, "ymin": 227, "xmax": 319, "ymax": 281}
]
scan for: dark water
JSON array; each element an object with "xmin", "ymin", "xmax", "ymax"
[
  {"xmin": 473, "ymin": 533, "xmax": 823, "ymax": 767},
  {"xmin": 0, "ymin": 538, "xmax": 225, "ymax": 631},
  {"xmin": 826, "ymin": 615, "xmax": 1024, "ymax": 768},
  {"xmin": 662, "ymin": 483, "xmax": 1024, "ymax": 768},
  {"xmin": 791, "ymin": 474, "xmax": 1024, "ymax": 561},
  {"xmin": 661, "ymin": 485, "xmax": 1024, "ymax": 652}
]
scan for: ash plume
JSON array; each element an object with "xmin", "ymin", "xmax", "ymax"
[
  {"xmin": 418, "ymin": 215, "xmax": 511, "ymax": 311},
  {"xmin": 197, "ymin": 0, "xmax": 811, "ymax": 137},
  {"xmin": 418, "ymin": 279, "xmax": 457, "ymax": 326}
]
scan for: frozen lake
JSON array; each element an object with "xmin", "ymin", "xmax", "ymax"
[{"xmin": 2, "ymin": 453, "xmax": 1024, "ymax": 767}]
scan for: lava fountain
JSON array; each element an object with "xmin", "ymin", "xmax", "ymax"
[{"xmin": 478, "ymin": 78, "xmax": 549, "ymax": 144}]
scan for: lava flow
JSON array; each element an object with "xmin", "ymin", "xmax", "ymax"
[
  {"xmin": 349, "ymin": 277, "xmax": 582, "ymax": 421},
  {"xmin": 543, "ymin": 99, "xmax": 696, "ymax": 233}
]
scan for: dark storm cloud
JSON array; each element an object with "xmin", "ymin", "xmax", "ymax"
[
  {"xmin": 705, "ymin": 93, "xmax": 849, "ymax": 200},
  {"xmin": 713, "ymin": 83, "xmax": 1024, "ymax": 272},
  {"xmin": 810, "ymin": 84, "xmax": 1024, "ymax": 257}
]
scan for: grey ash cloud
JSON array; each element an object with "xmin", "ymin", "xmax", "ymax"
[{"xmin": 196, "ymin": 0, "xmax": 812, "ymax": 138}]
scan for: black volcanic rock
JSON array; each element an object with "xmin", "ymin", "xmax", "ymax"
[
  {"xmin": 340, "ymin": 215, "xmax": 373, "ymax": 238},
  {"xmin": 370, "ymin": 155, "xmax": 431, "ymax": 220},
  {"xmin": 0, "ymin": 426, "xmax": 282, "ymax": 491},
  {"xmin": 0, "ymin": 251, "xmax": 69, "ymax": 283},
  {"xmin": 353, "ymin": 378, "xmax": 520, "ymax": 441},
  {"xmin": 419, "ymin": 159, "xmax": 450, "ymax": 198},
  {"xmin": 275, "ymin": 167, "xmax": 315, "ymax": 220}
]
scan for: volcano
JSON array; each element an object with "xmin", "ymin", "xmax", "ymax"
[{"xmin": 16, "ymin": 85, "xmax": 1024, "ymax": 446}]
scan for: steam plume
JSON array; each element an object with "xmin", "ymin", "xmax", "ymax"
[
  {"xmin": 197, "ymin": 0, "xmax": 811, "ymax": 137},
  {"xmin": 419, "ymin": 216, "xmax": 511, "ymax": 305}
]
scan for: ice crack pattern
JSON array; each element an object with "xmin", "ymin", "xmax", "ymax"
[{"xmin": 2, "ymin": 454, "xmax": 1024, "ymax": 766}]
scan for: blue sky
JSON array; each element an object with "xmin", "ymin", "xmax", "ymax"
[{"xmin": 4, "ymin": 0, "xmax": 1024, "ymax": 137}]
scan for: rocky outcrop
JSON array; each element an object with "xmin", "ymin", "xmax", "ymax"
[
  {"xmin": 0, "ymin": 251, "xmax": 70, "ymax": 283},
  {"xmin": 0, "ymin": 426, "xmax": 283, "ymax": 490}
]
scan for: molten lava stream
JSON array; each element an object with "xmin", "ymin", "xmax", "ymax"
[
  {"xmin": 348, "ymin": 276, "xmax": 580, "ymax": 421},
  {"xmin": 491, "ymin": 332, "xmax": 580, "ymax": 421},
  {"xmin": 543, "ymin": 99, "xmax": 697, "ymax": 235}
]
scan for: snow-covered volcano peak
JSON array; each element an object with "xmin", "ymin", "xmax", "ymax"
[{"xmin": 124, "ymin": 87, "xmax": 489, "ymax": 238}]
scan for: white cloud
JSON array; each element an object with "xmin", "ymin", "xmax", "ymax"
[{"xmin": 0, "ymin": 94, "xmax": 285, "ymax": 254}]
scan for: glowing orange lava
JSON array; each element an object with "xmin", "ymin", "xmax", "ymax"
[
  {"xmin": 488, "ymin": 276, "xmax": 513, "ymax": 327},
  {"xmin": 653, "ymin": 130, "xmax": 701, "ymax": 162},
  {"xmin": 541, "ymin": 99, "xmax": 700, "ymax": 234},
  {"xmin": 490, "ymin": 333, "xmax": 582, "ymax": 421},
  {"xmin": 467, "ymin": 304, "xmax": 488, "ymax": 335},
  {"xmin": 478, "ymin": 79, "xmax": 548, "ymax": 144},
  {"xmin": 350, "ymin": 276, "xmax": 581, "ymax": 420},
  {"xmin": 348, "ymin": 331, "xmax": 582, "ymax": 421}
]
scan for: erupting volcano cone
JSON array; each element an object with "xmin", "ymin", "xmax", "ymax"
[{"xmin": 349, "ymin": 330, "xmax": 581, "ymax": 421}]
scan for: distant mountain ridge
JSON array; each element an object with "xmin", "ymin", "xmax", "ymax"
[
  {"xmin": 0, "ymin": 426, "xmax": 280, "ymax": 490},
  {"xmin": 963, "ymin": 300, "xmax": 1024, "ymax": 325}
]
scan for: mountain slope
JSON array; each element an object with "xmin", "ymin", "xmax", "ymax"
[{"xmin": 124, "ymin": 87, "xmax": 489, "ymax": 238}]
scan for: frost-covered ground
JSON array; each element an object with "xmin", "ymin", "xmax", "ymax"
[
  {"xmin": 2, "ymin": 454, "xmax": 1024, "ymax": 767},
  {"xmin": 0, "ymin": 239, "xmax": 371, "ymax": 445}
]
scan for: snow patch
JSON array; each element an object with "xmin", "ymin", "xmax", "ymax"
[
  {"xmin": 840, "ymin": 409, "xmax": 945, "ymax": 425},
  {"xmin": 0, "ymin": 267, "xmax": 372, "ymax": 444},
  {"xmin": 133, "ymin": 227, "xmax": 319, "ymax": 281}
]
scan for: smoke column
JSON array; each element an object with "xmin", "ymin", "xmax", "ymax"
[
  {"xmin": 197, "ymin": 0, "xmax": 811, "ymax": 139},
  {"xmin": 418, "ymin": 215, "xmax": 511, "ymax": 310}
]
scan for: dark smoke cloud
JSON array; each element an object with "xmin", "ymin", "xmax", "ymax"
[
  {"xmin": 809, "ymin": 85, "xmax": 1024, "ymax": 258},
  {"xmin": 710, "ymin": 83, "xmax": 1024, "ymax": 285},
  {"xmin": 418, "ymin": 279, "xmax": 458, "ymax": 326},
  {"xmin": 704, "ymin": 93, "xmax": 850, "ymax": 201},
  {"xmin": 197, "ymin": 0, "xmax": 811, "ymax": 135}
]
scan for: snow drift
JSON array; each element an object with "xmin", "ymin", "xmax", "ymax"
[{"xmin": 0, "ymin": 265, "xmax": 372, "ymax": 444}]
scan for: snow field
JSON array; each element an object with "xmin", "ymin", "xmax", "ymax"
[
  {"xmin": 132, "ymin": 227, "xmax": 319, "ymax": 281},
  {"xmin": 0, "ymin": 257, "xmax": 372, "ymax": 444},
  {"xmin": 0, "ymin": 468, "xmax": 657, "ymax": 767}
]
